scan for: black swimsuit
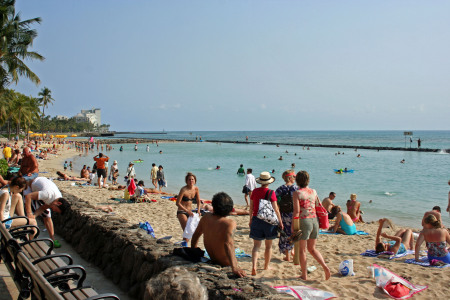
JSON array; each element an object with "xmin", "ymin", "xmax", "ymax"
[{"xmin": 177, "ymin": 195, "xmax": 198, "ymax": 216}]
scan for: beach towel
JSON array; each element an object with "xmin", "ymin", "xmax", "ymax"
[
  {"xmin": 361, "ymin": 249, "xmax": 414, "ymax": 260},
  {"xmin": 128, "ymin": 179, "xmax": 136, "ymax": 196},
  {"xmin": 371, "ymin": 264, "xmax": 427, "ymax": 299},
  {"xmin": 319, "ymin": 229, "xmax": 369, "ymax": 236},
  {"xmin": 272, "ymin": 286, "xmax": 336, "ymax": 300},
  {"xmin": 203, "ymin": 248, "xmax": 251, "ymax": 260},
  {"xmin": 404, "ymin": 257, "xmax": 450, "ymax": 268},
  {"xmin": 160, "ymin": 196, "xmax": 173, "ymax": 199}
]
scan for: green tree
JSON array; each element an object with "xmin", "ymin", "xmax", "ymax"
[
  {"xmin": 10, "ymin": 91, "xmax": 39, "ymax": 136},
  {"xmin": 38, "ymin": 86, "xmax": 54, "ymax": 133},
  {"xmin": 0, "ymin": 0, "xmax": 44, "ymax": 91}
]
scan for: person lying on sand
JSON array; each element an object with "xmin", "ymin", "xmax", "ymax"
[
  {"xmin": 94, "ymin": 205, "xmax": 114, "ymax": 213},
  {"xmin": 375, "ymin": 218, "xmax": 413, "ymax": 255},
  {"xmin": 191, "ymin": 192, "xmax": 246, "ymax": 277},
  {"xmin": 56, "ymin": 171, "xmax": 88, "ymax": 181},
  {"xmin": 202, "ymin": 204, "xmax": 249, "ymax": 216},
  {"xmin": 108, "ymin": 185, "xmax": 127, "ymax": 190}
]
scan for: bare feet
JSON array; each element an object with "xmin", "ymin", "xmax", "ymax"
[
  {"xmin": 251, "ymin": 268, "xmax": 257, "ymax": 276},
  {"xmin": 283, "ymin": 256, "xmax": 290, "ymax": 262},
  {"xmin": 300, "ymin": 274, "xmax": 307, "ymax": 280},
  {"xmin": 324, "ymin": 266, "xmax": 331, "ymax": 280}
]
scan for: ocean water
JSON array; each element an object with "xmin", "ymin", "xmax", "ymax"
[{"xmin": 71, "ymin": 131, "xmax": 450, "ymax": 228}]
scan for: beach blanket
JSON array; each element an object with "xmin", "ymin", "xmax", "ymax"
[
  {"xmin": 372, "ymin": 264, "xmax": 427, "ymax": 299},
  {"xmin": 319, "ymin": 229, "xmax": 369, "ymax": 236},
  {"xmin": 361, "ymin": 249, "xmax": 414, "ymax": 259},
  {"xmin": 272, "ymin": 286, "xmax": 336, "ymax": 300},
  {"xmin": 404, "ymin": 257, "xmax": 450, "ymax": 268},
  {"xmin": 203, "ymin": 248, "xmax": 251, "ymax": 260}
]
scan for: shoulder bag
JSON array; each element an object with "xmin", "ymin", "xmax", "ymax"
[{"xmin": 257, "ymin": 190, "xmax": 279, "ymax": 225}]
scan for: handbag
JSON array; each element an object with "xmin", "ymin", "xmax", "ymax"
[
  {"xmin": 257, "ymin": 190, "xmax": 279, "ymax": 225},
  {"xmin": 315, "ymin": 193, "xmax": 329, "ymax": 229}
]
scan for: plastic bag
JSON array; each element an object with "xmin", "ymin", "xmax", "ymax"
[
  {"xmin": 182, "ymin": 213, "xmax": 200, "ymax": 239},
  {"xmin": 338, "ymin": 259, "xmax": 355, "ymax": 276}
]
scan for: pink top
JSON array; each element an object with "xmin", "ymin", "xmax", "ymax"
[{"xmin": 294, "ymin": 187, "xmax": 319, "ymax": 219}]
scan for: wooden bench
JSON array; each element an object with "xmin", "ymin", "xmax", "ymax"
[{"xmin": 1, "ymin": 218, "xmax": 120, "ymax": 300}]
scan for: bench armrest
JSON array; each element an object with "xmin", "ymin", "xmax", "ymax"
[
  {"xmin": 86, "ymin": 293, "xmax": 120, "ymax": 300},
  {"xmin": 8, "ymin": 225, "xmax": 40, "ymax": 240},
  {"xmin": 20, "ymin": 238, "xmax": 54, "ymax": 255},
  {"xmin": 32, "ymin": 253, "xmax": 73, "ymax": 266},
  {"xmin": 2, "ymin": 216, "xmax": 29, "ymax": 225},
  {"xmin": 44, "ymin": 264, "xmax": 87, "ymax": 289}
]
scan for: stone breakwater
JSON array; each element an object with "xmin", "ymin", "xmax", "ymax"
[
  {"xmin": 52, "ymin": 192, "xmax": 280, "ymax": 300},
  {"xmin": 70, "ymin": 138, "xmax": 447, "ymax": 153}
]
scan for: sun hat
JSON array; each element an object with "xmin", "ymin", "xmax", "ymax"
[
  {"xmin": 113, "ymin": 160, "xmax": 117, "ymax": 164},
  {"xmin": 256, "ymin": 171, "xmax": 276, "ymax": 185}
]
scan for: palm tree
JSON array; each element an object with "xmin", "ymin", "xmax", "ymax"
[
  {"xmin": 10, "ymin": 91, "xmax": 39, "ymax": 136},
  {"xmin": 38, "ymin": 87, "xmax": 54, "ymax": 133},
  {"xmin": 0, "ymin": 0, "xmax": 44, "ymax": 91}
]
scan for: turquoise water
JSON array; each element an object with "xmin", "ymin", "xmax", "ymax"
[{"xmin": 71, "ymin": 131, "xmax": 450, "ymax": 228}]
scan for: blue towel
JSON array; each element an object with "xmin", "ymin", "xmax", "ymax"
[
  {"xmin": 319, "ymin": 229, "xmax": 369, "ymax": 235},
  {"xmin": 139, "ymin": 221, "xmax": 156, "ymax": 238},
  {"xmin": 203, "ymin": 248, "xmax": 251, "ymax": 260},
  {"xmin": 361, "ymin": 249, "xmax": 414, "ymax": 259},
  {"xmin": 405, "ymin": 257, "xmax": 450, "ymax": 268},
  {"xmin": 160, "ymin": 196, "xmax": 174, "ymax": 199}
]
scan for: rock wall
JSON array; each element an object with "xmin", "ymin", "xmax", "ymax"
[{"xmin": 52, "ymin": 193, "xmax": 280, "ymax": 299}]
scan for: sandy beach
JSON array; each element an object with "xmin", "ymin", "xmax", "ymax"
[{"xmin": 35, "ymin": 143, "xmax": 448, "ymax": 299}]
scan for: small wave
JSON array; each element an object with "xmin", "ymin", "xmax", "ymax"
[
  {"xmin": 207, "ymin": 167, "xmax": 214, "ymax": 170},
  {"xmin": 384, "ymin": 192, "xmax": 396, "ymax": 196},
  {"xmin": 437, "ymin": 149, "xmax": 449, "ymax": 154}
]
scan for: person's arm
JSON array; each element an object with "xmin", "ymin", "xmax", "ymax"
[
  {"xmin": 0, "ymin": 193, "xmax": 8, "ymax": 222},
  {"xmin": 270, "ymin": 192, "xmax": 283, "ymax": 230},
  {"xmin": 0, "ymin": 175, "xmax": 8, "ymax": 186},
  {"xmin": 195, "ymin": 187, "xmax": 201, "ymax": 212},
  {"xmin": 191, "ymin": 218, "xmax": 204, "ymax": 248},
  {"xmin": 375, "ymin": 219, "xmax": 385, "ymax": 248},
  {"xmin": 249, "ymin": 193, "xmax": 254, "ymax": 227},
  {"xmin": 447, "ymin": 191, "xmax": 450, "ymax": 213},
  {"xmin": 224, "ymin": 222, "xmax": 246, "ymax": 277},
  {"xmin": 24, "ymin": 191, "xmax": 40, "ymax": 219},
  {"xmin": 330, "ymin": 213, "xmax": 341, "ymax": 233},
  {"xmin": 415, "ymin": 232, "xmax": 425, "ymax": 261},
  {"xmin": 291, "ymin": 191, "xmax": 300, "ymax": 234}
]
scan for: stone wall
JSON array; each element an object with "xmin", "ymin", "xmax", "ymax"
[{"xmin": 52, "ymin": 193, "xmax": 280, "ymax": 299}]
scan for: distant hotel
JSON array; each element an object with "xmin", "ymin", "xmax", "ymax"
[{"xmin": 74, "ymin": 108, "xmax": 101, "ymax": 127}]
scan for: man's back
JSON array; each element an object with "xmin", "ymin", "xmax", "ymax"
[{"xmin": 201, "ymin": 213, "xmax": 236, "ymax": 267}]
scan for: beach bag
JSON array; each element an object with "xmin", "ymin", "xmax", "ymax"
[
  {"xmin": 257, "ymin": 190, "xmax": 279, "ymax": 225},
  {"xmin": 315, "ymin": 197, "xmax": 329, "ymax": 229},
  {"xmin": 183, "ymin": 213, "xmax": 200, "ymax": 239},
  {"xmin": 384, "ymin": 280, "xmax": 410, "ymax": 299},
  {"xmin": 278, "ymin": 193, "xmax": 293, "ymax": 213}
]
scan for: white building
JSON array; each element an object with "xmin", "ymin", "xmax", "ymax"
[
  {"xmin": 55, "ymin": 115, "xmax": 69, "ymax": 120},
  {"xmin": 74, "ymin": 108, "xmax": 101, "ymax": 127}
]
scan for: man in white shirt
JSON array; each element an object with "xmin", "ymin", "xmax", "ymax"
[
  {"xmin": 24, "ymin": 177, "xmax": 67, "ymax": 248},
  {"xmin": 243, "ymin": 168, "xmax": 256, "ymax": 208}
]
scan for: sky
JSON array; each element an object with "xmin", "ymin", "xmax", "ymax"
[{"xmin": 13, "ymin": 0, "xmax": 450, "ymax": 131}]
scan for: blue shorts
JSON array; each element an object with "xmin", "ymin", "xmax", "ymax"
[
  {"xmin": 23, "ymin": 173, "xmax": 38, "ymax": 181},
  {"xmin": 249, "ymin": 216, "xmax": 278, "ymax": 240},
  {"xmin": 3, "ymin": 215, "xmax": 12, "ymax": 229},
  {"xmin": 428, "ymin": 253, "xmax": 450, "ymax": 264},
  {"xmin": 158, "ymin": 179, "xmax": 165, "ymax": 186}
]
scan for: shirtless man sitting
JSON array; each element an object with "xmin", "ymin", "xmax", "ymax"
[
  {"xmin": 322, "ymin": 192, "xmax": 336, "ymax": 218},
  {"xmin": 191, "ymin": 192, "xmax": 246, "ymax": 277}
]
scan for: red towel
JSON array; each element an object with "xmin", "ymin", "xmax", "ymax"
[{"xmin": 128, "ymin": 179, "xmax": 136, "ymax": 196}]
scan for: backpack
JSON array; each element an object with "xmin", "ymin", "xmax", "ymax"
[{"xmin": 278, "ymin": 193, "xmax": 293, "ymax": 213}]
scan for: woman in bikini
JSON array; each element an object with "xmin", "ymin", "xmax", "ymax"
[
  {"xmin": 328, "ymin": 206, "xmax": 357, "ymax": 235},
  {"xmin": 375, "ymin": 218, "xmax": 413, "ymax": 254},
  {"xmin": 415, "ymin": 214, "xmax": 450, "ymax": 264},
  {"xmin": 346, "ymin": 193, "xmax": 364, "ymax": 223},
  {"xmin": 176, "ymin": 172, "xmax": 201, "ymax": 242}
]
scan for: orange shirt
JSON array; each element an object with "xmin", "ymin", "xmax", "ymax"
[{"xmin": 94, "ymin": 156, "xmax": 109, "ymax": 169}]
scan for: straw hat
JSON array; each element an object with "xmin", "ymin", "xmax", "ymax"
[
  {"xmin": 256, "ymin": 171, "xmax": 276, "ymax": 185},
  {"xmin": 113, "ymin": 160, "xmax": 117, "ymax": 164}
]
